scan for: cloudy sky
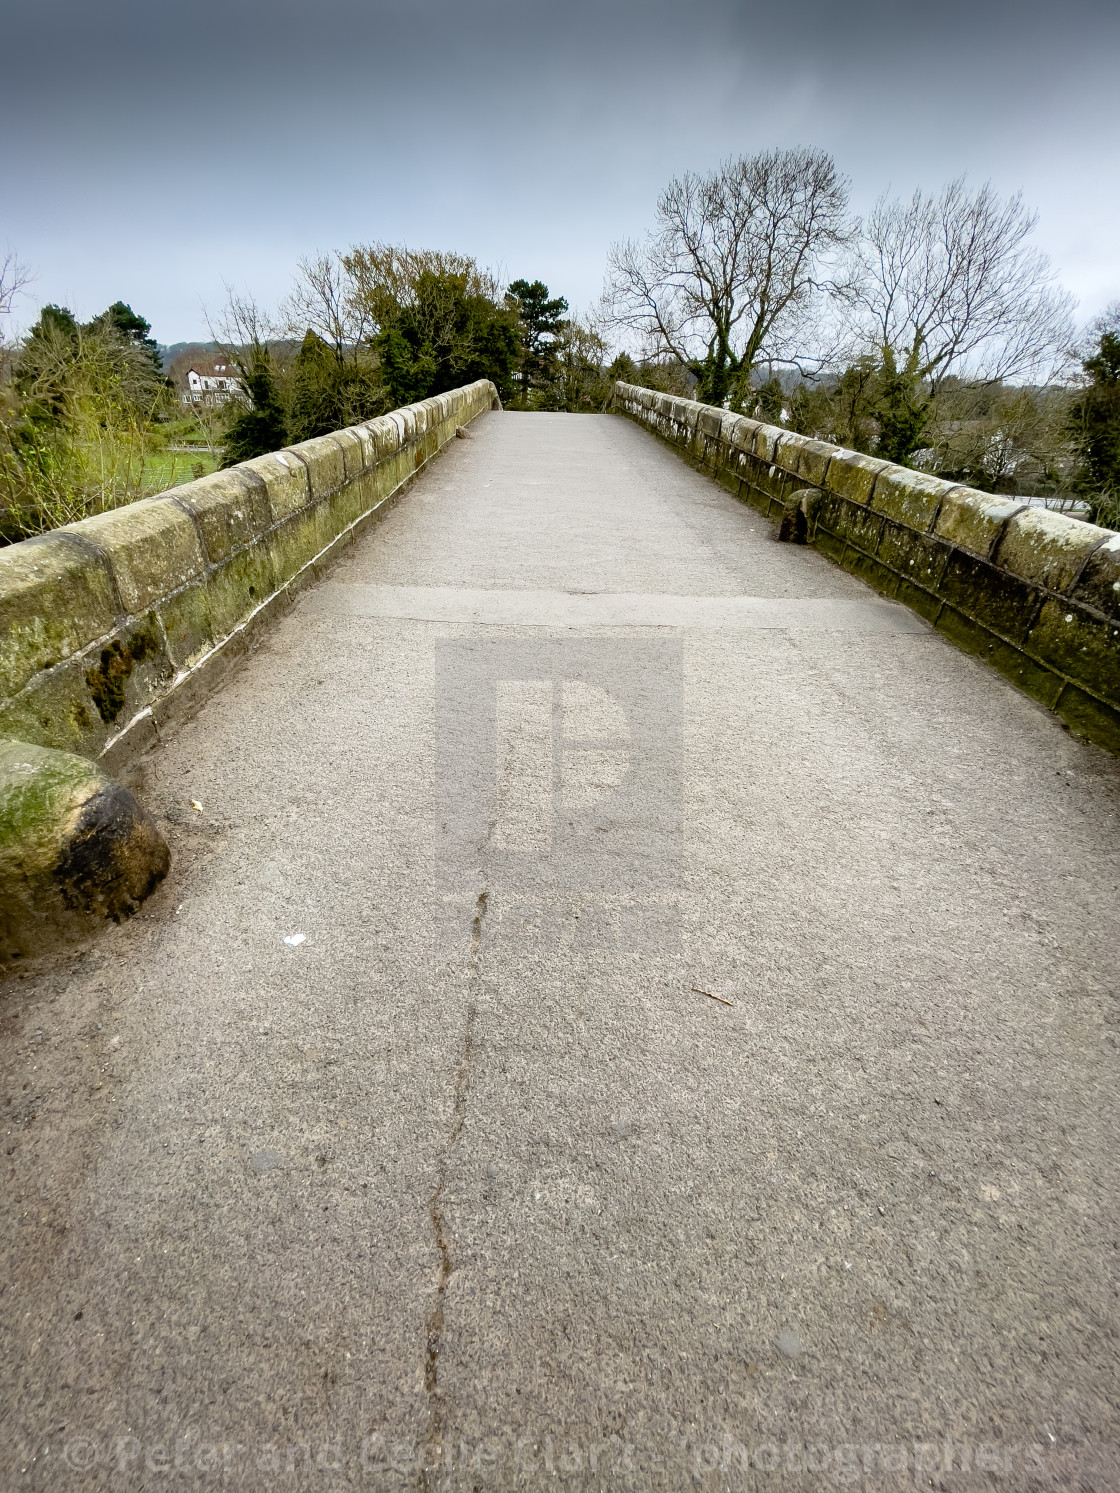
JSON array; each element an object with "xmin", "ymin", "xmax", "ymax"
[{"xmin": 2, "ymin": 0, "xmax": 1117, "ymax": 343}]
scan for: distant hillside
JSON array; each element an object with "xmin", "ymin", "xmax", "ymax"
[{"xmin": 157, "ymin": 341, "xmax": 220, "ymax": 372}]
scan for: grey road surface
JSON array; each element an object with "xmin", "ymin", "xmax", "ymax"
[{"xmin": 2, "ymin": 412, "xmax": 1118, "ymax": 1491}]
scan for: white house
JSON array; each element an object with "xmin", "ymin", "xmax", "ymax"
[{"xmin": 183, "ymin": 361, "xmax": 242, "ymax": 406}]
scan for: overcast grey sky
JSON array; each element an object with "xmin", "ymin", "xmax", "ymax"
[{"xmin": 2, "ymin": 0, "xmax": 1117, "ymax": 343}]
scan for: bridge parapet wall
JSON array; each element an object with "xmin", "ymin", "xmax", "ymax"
[
  {"xmin": 0, "ymin": 379, "xmax": 497, "ymax": 771},
  {"xmin": 612, "ymin": 381, "xmax": 1120, "ymax": 754}
]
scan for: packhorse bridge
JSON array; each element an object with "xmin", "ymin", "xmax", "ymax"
[{"xmin": 0, "ymin": 384, "xmax": 1117, "ymax": 1488}]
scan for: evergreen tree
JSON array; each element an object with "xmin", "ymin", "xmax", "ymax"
[
  {"xmin": 221, "ymin": 353, "xmax": 288, "ymax": 466},
  {"xmin": 754, "ymin": 377, "xmax": 785, "ymax": 424},
  {"xmin": 374, "ymin": 272, "xmax": 519, "ymax": 409},
  {"xmin": 872, "ymin": 347, "xmax": 929, "ymax": 465},
  {"xmin": 86, "ymin": 302, "xmax": 163, "ymax": 377},
  {"xmin": 1070, "ymin": 324, "xmax": 1120, "ymax": 528},
  {"xmin": 506, "ymin": 279, "xmax": 567, "ymax": 406}
]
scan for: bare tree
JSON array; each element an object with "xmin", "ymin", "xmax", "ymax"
[
  {"xmin": 342, "ymin": 244, "xmax": 502, "ymax": 346},
  {"xmin": 603, "ymin": 148, "xmax": 850, "ymax": 408},
  {"xmin": 282, "ymin": 252, "xmax": 372, "ymax": 358},
  {"xmin": 0, "ymin": 250, "xmax": 32, "ymax": 323},
  {"xmin": 207, "ymin": 285, "xmax": 280, "ymax": 381},
  {"xmin": 843, "ymin": 179, "xmax": 1074, "ymax": 393}
]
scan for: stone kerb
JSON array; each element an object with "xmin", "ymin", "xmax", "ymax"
[
  {"xmin": 610, "ymin": 380, "xmax": 1120, "ymax": 753},
  {"xmin": 0, "ymin": 379, "xmax": 496, "ymax": 771}
]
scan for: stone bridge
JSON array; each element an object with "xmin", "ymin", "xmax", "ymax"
[{"xmin": 0, "ymin": 385, "xmax": 1117, "ymax": 1489}]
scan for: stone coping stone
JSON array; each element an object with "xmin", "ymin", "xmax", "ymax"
[
  {"xmin": 66, "ymin": 498, "xmax": 206, "ymax": 615},
  {"xmin": 0, "ymin": 533, "xmax": 118, "ymax": 701}
]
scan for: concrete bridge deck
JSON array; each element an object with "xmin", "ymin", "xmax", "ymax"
[{"xmin": 2, "ymin": 411, "xmax": 1118, "ymax": 1488}]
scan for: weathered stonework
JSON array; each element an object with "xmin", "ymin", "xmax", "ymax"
[
  {"xmin": 0, "ymin": 380, "xmax": 499, "ymax": 770},
  {"xmin": 611, "ymin": 381, "xmax": 1120, "ymax": 754},
  {"xmin": 0, "ymin": 738, "xmax": 170, "ymax": 955}
]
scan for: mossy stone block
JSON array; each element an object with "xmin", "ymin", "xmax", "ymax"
[
  {"xmin": 1054, "ymin": 683, "xmax": 1120, "ymax": 753},
  {"xmin": 938, "ymin": 549, "xmax": 1041, "ymax": 646},
  {"xmin": 287, "ymin": 436, "xmax": 345, "ymax": 501},
  {"xmin": 1026, "ymin": 598, "xmax": 1120, "ymax": 705},
  {"xmin": 877, "ymin": 523, "xmax": 950, "ymax": 592},
  {"xmin": 793, "ymin": 439, "xmax": 835, "ymax": 489},
  {"xmin": 70, "ymin": 499, "xmax": 205, "ymax": 615},
  {"xmin": 0, "ymin": 655, "xmax": 108, "ymax": 756},
  {"xmin": 815, "ymin": 494, "xmax": 885, "ymax": 556},
  {"xmin": 998, "ymin": 507, "xmax": 1111, "ymax": 593},
  {"xmin": 331, "ymin": 428, "xmax": 366, "ymax": 481},
  {"xmin": 158, "ymin": 581, "xmax": 214, "ymax": 671},
  {"xmin": 0, "ymin": 738, "xmax": 169, "ymax": 952},
  {"xmin": 870, "ymin": 468, "xmax": 953, "ymax": 532},
  {"xmin": 202, "ymin": 543, "xmax": 276, "ymax": 640},
  {"xmin": 173, "ymin": 469, "xmax": 271, "ymax": 562},
  {"xmin": 728, "ymin": 417, "xmax": 762, "ymax": 452},
  {"xmin": 753, "ymin": 426, "xmax": 782, "ymax": 464},
  {"xmin": 934, "ymin": 489, "xmax": 1023, "ymax": 558},
  {"xmin": 773, "ymin": 431, "xmax": 811, "ymax": 475},
  {"xmin": 268, "ymin": 508, "xmax": 323, "ymax": 587},
  {"xmin": 241, "ymin": 450, "xmax": 310, "ymax": 521},
  {"xmin": 1068, "ymin": 533, "xmax": 1120, "ymax": 621},
  {"xmin": 345, "ymin": 423, "xmax": 377, "ymax": 471},
  {"xmin": 0, "ymin": 533, "xmax": 117, "ymax": 701},
  {"xmin": 824, "ymin": 450, "xmax": 888, "ymax": 507}
]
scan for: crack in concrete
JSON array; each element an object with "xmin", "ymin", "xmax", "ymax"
[{"xmin": 418, "ymin": 883, "xmax": 488, "ymax": 1489}]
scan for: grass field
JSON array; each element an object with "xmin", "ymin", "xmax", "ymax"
[{"xmin": 141, "ymin": 448, "xmax": 220, "ymax": 492}]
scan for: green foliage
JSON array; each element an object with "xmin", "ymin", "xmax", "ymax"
[
  {"xmin": 86, "ymin": 302, "xmax": 163, "ymax": 378},
  {"xmin": 609, "ymin": 354, "xmax": 695, "ymax": 398},
  {"xmin": 287, "ymin": 330, "xmax": 382, "ymax": 443},
  {"xmin": 1, "ymin": 300, "xmax": 176, "ymax": 539},
  {"xmin": 872, "ymin": 347, "xmax": 929, "ymax": 465},
  {"xmin": 370, "ymin": 269, "xmax": 519, "ymax": 408},
  {"xmin": 221, "ymin": 352, "xmax": 288, "ymax": 466},
  {"xmin": 1069, "ymin": 327, "xmax": 1120, "ymax": 528},
  {"xmin": 506, "ymin": 279, "xmax": 568, "ymax": 407},
  {"xmin": 753, "ymin": 378, "xmax": 785, "ymax": 425}
]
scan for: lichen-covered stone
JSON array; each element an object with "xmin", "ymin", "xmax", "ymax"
[
  {"xmin": 173, "ymin": 469, "xmax": 271, "ymax": 562},
  {"xmin": 157, "ymin": 580, "xmax": 215, "ymax": 672},
  {"xmin": 998, "ymin": 506, "xmax": 1112, "ymax": 593},
  {"xmin": 286, "ymin": 435, "xmax": 346, "ymax": 500},
  {"xmin": 792, "ymin": 438, "xmax": 835, "ymax": 489},
  {"xmin": 824, "ymin": 450, "xmax": 888, "ymax": 507},
  {"xmin": 934, "ymin": 489, "xmax": 1024, "ymax": 558},
  {"xmin": 728, "ymin": 417, "xmax": 762, "ymax": 452},
  {"xmin": 267, "ymin": 507, "xmax": 325, "ymax": 588},
  {"xmin": 241, "ymin": 450, "xmax": 311, "ymax": 521},
  {"xmin": 752, "ymin": 425, "xmax": 782, "ymax": 465},
  {"xmin": 0, "ymin": 737, "xmax": 170, "ymax": 955},
  {"xmin": 330, "ymin": 428, "xmax": 366, "ymax": 481},
  {"xmin": 0, "ymin": 533, "xmax": 117, "ymax": 702},
  {"xmin": 201, "ymin": 543, "xmax": 276, "ymax": 640},
  {"xmin": 773, "ymin": 431, "xmax": 812, "ymax": 476},
  {"xmin": 0, "ymin": 653, "xmax": 110, "ymax": 757},
  {"xmin": 1025, "ymin": 598, "xmax": 1120, "ymax": 706},
  {"xmin": 69, "ymin": 498, "xmax": 205, "ymax": 615},
  {"xmin": 870, "ymin": 468, "xmax": 954, "ymax": 532},
  {"xmin": 1068, "ymin": 533, "xmax": 1120, "ymax": 621},
  {"xmin": 0, "ymin": 381, "xmax": 494, "ymax": 778},
  {"xmin": 345, "ymin": 423, "xmax": 377, "ymax": 471}
]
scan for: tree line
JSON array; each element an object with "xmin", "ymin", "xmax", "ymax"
[
  {"xmin": 0, "ymin": 248, "xmax": 610, "ymax": 540},
  {"xmin": 603, "ymin": 151, "xmax": 1119, "ymax": 528},
  {"xmin": 2, "ymin": 148, "xmax": 1119, "ymax": 540}
]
